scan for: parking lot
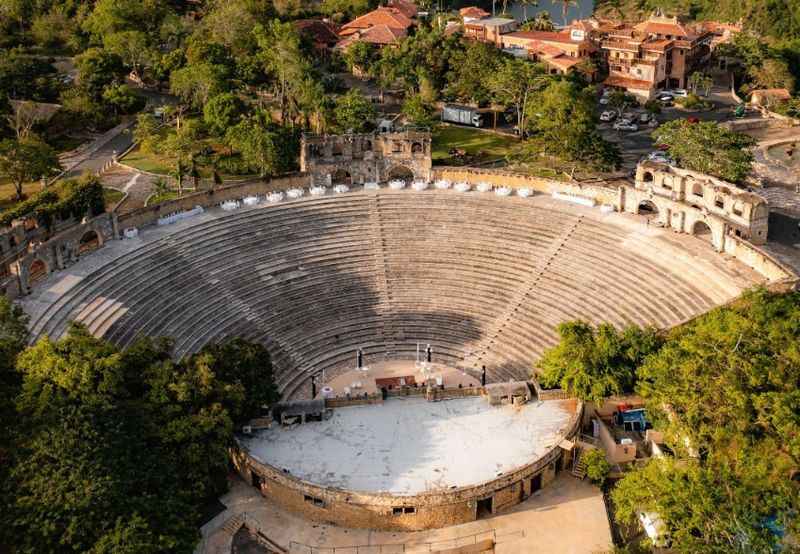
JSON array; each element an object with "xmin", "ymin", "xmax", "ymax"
[{"xmin": 598, "ymin": 85, "xmax": 752, "ymax": 171}]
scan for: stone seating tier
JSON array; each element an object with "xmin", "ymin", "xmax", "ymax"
[{"xmin": 29, "ymin": 190, "xmax": 760, "ymax": 399}]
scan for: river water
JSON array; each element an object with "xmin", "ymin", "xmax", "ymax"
[{"xmin": 478, "ymin": 0, "xmax": 595, "ymax": 26}]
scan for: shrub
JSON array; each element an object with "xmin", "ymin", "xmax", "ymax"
[{"xmin": 582, "ymin": 448, "xmax": 611, "ymax": 486}]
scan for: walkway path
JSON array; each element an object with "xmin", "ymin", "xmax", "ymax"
[{"xmin": 198, "ymin": 474, "xmax": 612, "ymax": 554}]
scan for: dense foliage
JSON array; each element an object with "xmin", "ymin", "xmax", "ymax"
[
  {"xmin": 537, "ymin": 321, "xmax": 662, "ymax": 403},
  {"xmin": 0, "ymin": 311, "xmax": 279, "ymax": 553},
  {"xmin": 652, "ymin": 120, "xmax": 756, "ymax": 184},
  {"xmin": 613, "ymin": 289, "xmax": 800, "ymax": 552},
  {"xmin": 0, "ymin": 175, "xmax": 105, "ymax": 228}
]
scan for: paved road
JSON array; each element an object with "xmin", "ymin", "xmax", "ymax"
[{"xmin": 63, "ymin": 89, "xmax": 177, "ymax": 179}]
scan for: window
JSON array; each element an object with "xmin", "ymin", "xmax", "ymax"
[
  {"xmin": 733, "ymin": 203, "xmax": 744, "ymax": 217},
  {"xmin": 715, "ymin": 197, "xmax": 724, "ymax": 209},
  {"xmin": 304, "ymin": 494, "xmax": 325, "ymax": 508},
  {"xmin": 393, "ymin": 506, "xmax": 415, "ymax": 515},
  {"xmin": 392, "ymin": 141, "xmax": 402, "ymax": 153},
  {"xmin": 692, "ymin": 183, "xmax": 703, "ymax": 197}
]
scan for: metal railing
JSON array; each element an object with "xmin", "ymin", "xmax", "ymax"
[{"xmin": 289, "ymin": 528, "xmax": 519, "ymax": 554}]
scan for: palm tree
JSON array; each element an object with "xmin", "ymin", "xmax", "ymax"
[
  {"xmin": 555, "ymin": 0, "xmax": 578, "ymax": 26},
  {"xmin": 519, "ymin": 0, "xmax": 538, "ymax": 22}
]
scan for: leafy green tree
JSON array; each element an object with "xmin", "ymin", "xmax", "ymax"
[
  {"xmin": 4, "ymin": 324, "xmax": 279, "ymax": 553},
  {"xmin": 488, "ymin": 58, "xmax": 549, "ymax": 135},
  {"xmin": 521, "ymin": 11, "xmax": 555, "ymax": 31},
  {"xmin": 225, "ymin": 114, "xmax": 298, "ymax": 177},
  {"xmin": 103, "ymin": 30, "xmax": 154, "ymax": 82},
  {"xmin": 581, "ymin": 448, "xmax": 611, "ymax": 486},
  {"xmin": 613, "ymin": 289, "xmax": 800, "ymax": 552},
  {"xmin": 82, "ymin": 0, "xmax": 170, "ymax": 42},
  {"xmin": 102, "ymin": 84, "xmax": 144, "ymax": 115},
  {"xmin": 446, "ymin": 40, "xmax": 503, "ymax": 105},
  {"xmin": 255, "ymin": 20, "xmax": 314, "ymax": 126},
  {"xmin": 608, "ymin": 90, "xmax": 636, "ymax": 117},
  {"xmin": 169, "ymin": 62, "xmax": 230, "ymax": 109},
  {"xmin": 537, "ymin": 321, "xmax": 662, "ymax": 403},
  {"xmin": 30, "ymin": 7, "xmax": 78, "ymax": 50},
  {"xmin": 333, "ymin": 90, "xmax": 376, "ymax": 132},
  {"xmin": 203, "ymin": 92, "xmax": 244, "ymax": 136},
  {"xmin": 0, "ymin": 138, "xmax": 61, "ymax": 200},
  {"xmin": 652, "ymin": 120, "xmax": 755, "ymax": 183},
  {"xmin": 342, "ymin": 41, "xmax": 376, "ymax": 77},
  {"xmin": 523, "ymin": 80, "xmax": 621, "ymax": 171},
  {"xmin": 688, "ymin": 72, "xmax": 714, "ymax": 96},
  {"xmin": 402, "ymin": 93, "xmax": 436, "ymax": 127},
  {"xmin": 320, "ymin": 0, "xmax": 373, "ymax": 20},
  {"xmin": 133, "ymin": 113, "xmax": 161, "ymax": 155},
  {"xmin": 76, "ymin": 47, "xmax": 126, "ymax": 99}
]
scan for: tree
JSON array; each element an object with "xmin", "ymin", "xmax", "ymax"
[
  {"xmin": 748, "ymin": 58, "xmax": 796, "ymax": 93},
  {"xmin": 608, "ymin": 90, "xmax": 636, "ymax": 117},
  {"xmin": 203, "ymin": 92, "xmax": 244, "ymax": 136},
  {"xmin": 581, "ymin": 448, "xmax": 611, "ymax": 486},
  {"xmin": 225, "ymin": 115, "xmax": 297, "ymax": 177},
  {"xmin": 30, "ymin": 7, "xmax": 78, "ymax": 50},
  {"xmin": 0, "ymin": 139, "xmax": 61, "ymax": 200},
  {"xmin": 521, "ymin": 11, "xmax": 554, "ymax": 32},
  {"xmin": 3, "ymin": 324, "xmax": 279, "ymax": 553},
  {"xmin": 652, "ymin": 120, "xmax": 756, "ymax": 183},
  {"xmin": 169, "ymin": 62, "xmax": 229, "ymax": 109},
  {"xmin": 518, "ymin": 0, "xmax": 538, "ymax": 21},
  {"xmin": 555, "ymin": 0, "xmax": 578, "ymax": 26},
  {"xmin": 133, "ymin": 113, "xmax": 161, "ymax": 155},
  {"xmin": 613, "ymin": 289, "xmax": 800, "ymax": 552},
  {"xmin": 103, "ymin": 30, "xmax": 154, "ymax": 82},
  {"xmin": 489, "ymin": 59, "xmax": 549, "ymax": 135},
  {"xmin": 76, "ymin": 48, "xmax": 126, "ymax": 99},
  {"xmin": 333, "ymin": 90, "xmax": 376, "ymax": 133},
  {"xmin": 342, "ymin": 41, "xmax": 376, "ymax": 77},
  {"xmin": 446, "ymin": 41, "xmax": 503, "ymax": 105},
  {"xmin": 402, "ymin": 93, "xmax": 435, "ymax": 127},
  {"xmin": 102, "ymin": 84, "xmax": 143, "ymax": 115},
  {"xmin": 523, "ymin": 80, "xmax": 621, "ymax": 171},
  {"xmin": 537, "ymin": 321, "xmax": 662, "ymax": 403},
  {"xmin": 688, "ymin": 72, "xmax": 713, "ymax": 97},
  {"xmin": 255, "ymin": 20, "xmax": 314, "ymax": 126}
]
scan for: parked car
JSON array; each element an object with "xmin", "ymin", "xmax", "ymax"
[
  {"xmin": 599, "ymin": 110, "xmax": 617, "ymax": 122},
  {"xmin": 667, "ymin": 89, "xmax": 688, "ymax": 97},
  {"xmin": 647, "ymin": 151, "xmax": 674, "ymax": 164},
  {"xmin": 613, "ymin": 120, "xmax": 639, "ymax": 132},
  {"xmin": 599, "ymin": 90, "xmax": 612, "ymax": 105},
  {"xmin": 639, "ymin": 112, "xmax": 654, "ymax": 124}
]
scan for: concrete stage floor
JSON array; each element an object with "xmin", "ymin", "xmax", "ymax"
[{"xmin": 241, "ymin": 396, "xmax": 575, "ymax": 495}]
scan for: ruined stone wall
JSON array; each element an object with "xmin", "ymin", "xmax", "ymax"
[
  {"xmin": 7, "ymin": 213, "xmax": 116, "ymax": 298},
  {"xmin": 301, "ymin": 131, "xmax": 432, "ymax": 186},
  {"xmin": 117, "ymin": 175, "xmax": 310, "ymax": 231},
  {"xmin": 233, "ymin": 403, "xmax": 581, "ymax": 531},
  {"xmin": 433, "ymin": 167, "xmax": 624, "ymax": 209}
]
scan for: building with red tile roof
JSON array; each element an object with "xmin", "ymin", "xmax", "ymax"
[
  {"xmin": 339, "ymin": 6, "xmax": 414, "ymax": 37},
  {"xmin": 294, "ymin": 19, "xmax": 340, "ymax": 51}
]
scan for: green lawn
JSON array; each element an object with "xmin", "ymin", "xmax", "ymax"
[
  {"xmin": 0, "ymin": 179, "xmax": 45, "ymax": 212},
  {"xmin": 103, "ymin": 188, "xmax": 125, "ymax": 207},
  {"xmin": 431, "ymin": 125, "xmax": 519, "ymax": 165},
  {"xmin": 122, "ymin": 149, "xmax": 174, "ymax": 175}
]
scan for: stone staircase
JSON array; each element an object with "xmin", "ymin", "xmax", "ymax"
[{"xmin": 571, "ymin": 450, "xmax": 588, "ymax": 480}]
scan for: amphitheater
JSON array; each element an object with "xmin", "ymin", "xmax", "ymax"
[
  {"xmin": 24, "ymin": 188, "xmax": 767, "ymax": 400},
  {"xmin": 20, "ymin": 180, "xmax": 786, "ymax": 540}
]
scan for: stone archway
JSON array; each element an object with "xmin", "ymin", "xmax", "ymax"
[
  {"xmin": 331, "ymin": 168, "xmax": 351, "ymax": 185},
  {"xmin": 638, "ymin": 200, "xmax": 659, "ymax": 217},
  {"xmin": 28, "ymin": 259, "xmax": 48, "ymax": 287},
  {"xmin": 79, "ymin": 230, "xmax": 101, "ymax": 254},
  {"xmin": 692, "ymin": 220, "xmax": 713, "ymax": 243},
  {"xmin": 387, "ymin": 165, "xmax": 414, "ymax": 183}
]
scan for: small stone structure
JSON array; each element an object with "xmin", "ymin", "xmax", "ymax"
[
  {"xmin": 626, "ymin": 161, "xmax": 769, "ymax": 250},
  {"xmin": 484, "ymin": 381, "xmax": 532, "ymax": 406},
  {"xmin": 233, "ymin": 398, "xmax": 582, "ymax": 531},
  {"xmin": 300, "ymin": 130, "xmax": 432, "ymax": 186}
]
